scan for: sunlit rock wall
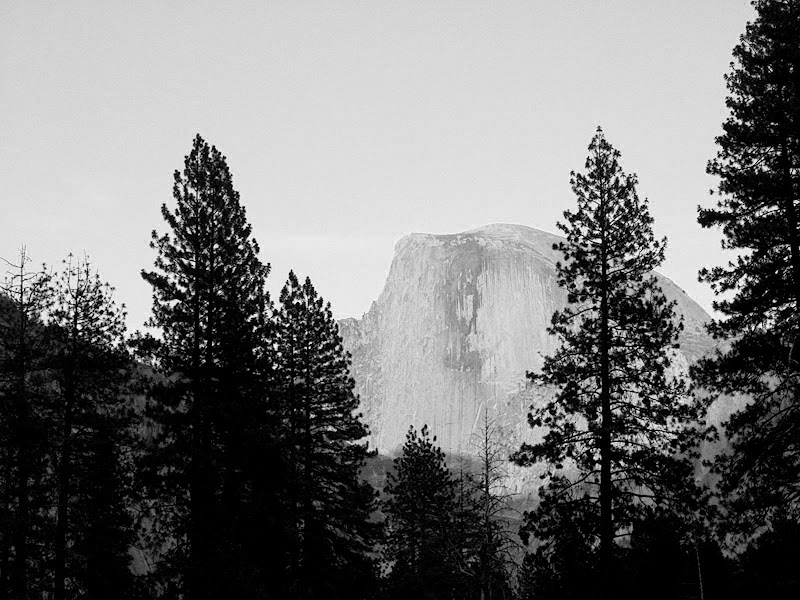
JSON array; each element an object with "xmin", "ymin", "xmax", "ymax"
[{"xmin": 339, "ymin": 224, "xmax": 719, "ymax": 491}]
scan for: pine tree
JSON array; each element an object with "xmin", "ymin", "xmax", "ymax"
[
  {"xmin": 511, "ymin": 129, "xmax": 701, "ymax": 599},
  {"xmin": 694, "ymin": 0, "xmax": 800, "ymax": 540},
  {"xmin": 0, "ymin": 248, "xmax": 52, "ymax": 600},
  {"xmin": 0, "ymin": 294, "xmax": 12, "ymax": 600},
  {"xmin": 140, "ymin": 134, "xmax": 271, "ymax": 597},
  {"xmin": 514, "ymin": 509, "xmax": 596, "ymax": 600},
  {"xmin": 382, "ymin": 425, "xmax": 460, "ymax": 600},
  {"xmin": 272, "ymin": 271, "xmax": 377, "ymax": 600},
  {"xmin": 48, "ymin": 254, "xmax": 134, "ymax": 600}
]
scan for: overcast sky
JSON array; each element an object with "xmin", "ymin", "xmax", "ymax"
[{"xmin": 2, "ymin": 0, "xmax": 754, "ymax": 331}]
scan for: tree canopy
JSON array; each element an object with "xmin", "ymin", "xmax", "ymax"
[
  {"xmin": 512, "ymin": 129, "xmax": 702, "ymax": 598},
  {"xmin": 694, "ymin": 0, "xmax": 800, "ymax": 542}
]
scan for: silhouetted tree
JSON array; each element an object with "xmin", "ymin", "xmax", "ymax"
[
  {"xmin": 461, "ymin": 410, "xmax": 518, "ymax": 600},
  {"xmin": 622, "ymin": 511, "xmax": 699, "ymax": 600},
  {"xmin": 694, "ymin": 0, "xmax": 800, "ymax": 542},
  {"xmin": 512, "ymin": 129, "xmax": 702, "ymax": 599},
  {"xmin": 272, "ymin": 272, "xmax": 378, "ymax": 600},
  {"xmin": 0, "ymin": 248, "xmax": 52, "ymax": 600},
  {"xmin": 383, "ymin": 425, "xmax": 461, "ymax": 600},
  {"xmin": 140, "ymin": 134, "xmax": 271, "ymax": 598},
  {"xmin": 48, "ymin": 255, "xmax": 135, "ymax": 600},
  {"xmin": 0, "ymin": 294, "xmax": 12, "ymax": 600},
  {"xmin": 514, "ymin": 508, "xmax": 596, "ymax": 600},
  {"xmin": 729, "ymin": 515, "xmax": 800, "ymax": 599}
]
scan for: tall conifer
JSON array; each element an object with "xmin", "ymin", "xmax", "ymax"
[
  {"xmin": 140, "ymin": 135, "xmax": 270, "ymax": 598},
  {"xmin": 512, "ymin": 129, "xmax": 701, "ymax": 599},
  {"xmin": 0, "ymin": 249, "xmax": 52, "ymax": 599},
  {"xmin": 383, "ymin": 425, "xmax": 460, "ymax": 600},
  {"xmin": 272, "ymin": 272, "xmax": 377, "ymax": 600},
  {"xmin": 694, "ymin": 0, "xmax": 800, "ymax": 538},
  {"xmin": 48, "ymin": 255, "xmax": 134, "ymax": 600}
]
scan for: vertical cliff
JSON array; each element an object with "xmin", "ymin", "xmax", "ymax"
[{"xmin": 340, "ymin": 224, "xmax": 718, "ymax": 484}]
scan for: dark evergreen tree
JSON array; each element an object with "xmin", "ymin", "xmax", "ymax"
[
  {"xmin": 272, "ymin": 271, "xmax": 378, "ymax": 600},
  {"xmin": 511, "ymin": 129, "xmax": 702, "ymax": 599},
  {"xmin": 0, "ymin": 248, "xmax": 52, "ymax": 600},
  {"xmin": 382, "ymin": 425, "xmax": 460, "ymax": 600},
  {"xmin": 48, "ymin": 255, "xmax": 135, "ymax": 600},
  {"xmin": 0, "ymin": 294, "xmax": 11, "ymax": 600},
  {"xmin": 728, "ymin": 515, "xmax": 800, "ymax": 599},
  {"xmin": 694, "ymin": 0, "xmax": 800, "ymax": 541},
  {"xmin": 514, "ymin": 511, "xmax": 596, "ymax": 600},
  {"xmin": 139, "ymin": 134, "xmax": 271, "ymax": 598},
  {"xmin": 620, "ymin": 511, "xmax": 699, "ymax": 600}
]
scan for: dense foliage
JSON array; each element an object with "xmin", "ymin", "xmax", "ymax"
[
  {"xmin": 0, "ymin": 251, "xmax": 54, "ymax": 599},
  {"xmin": 0, "ymin": 252, "xmax": 137, "ymax": 600},
  {"xmin": 511, "ymin": 129, "xmax": 703, "ymax": 598},
  {"xmin": 383, "ymin": 425, "xmax": 461, "ymax": 599},
  {"xmin": 382, "ymin": 423, "xmax": 517, "ymax": 600},
  {"xmin": 138, "ymin": 134, "xmax": 272, "ymax": 598},
  {"xmin": 272, "ymin": 271, "xmax": 378, "ymax": 599},
  {"xmin": 48, "ymin": 255, "xmax": 135, "ymax": 600},
  {"xmin": 694, "ymin": 0, "xmax": 800, "ymax": 542}
]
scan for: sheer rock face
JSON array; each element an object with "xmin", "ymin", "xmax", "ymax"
[{"xmin": 339, "ymin": 224, "xmax": 719, "ymax": 490}]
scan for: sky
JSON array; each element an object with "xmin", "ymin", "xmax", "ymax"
[{"xmin": 2, "ymin": 0, "xmax": 755, "ymax": 331}]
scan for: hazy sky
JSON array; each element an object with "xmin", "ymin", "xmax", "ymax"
[{"xmin": 2, "ymin": 0, "xmax": 754, "ymax": 331}]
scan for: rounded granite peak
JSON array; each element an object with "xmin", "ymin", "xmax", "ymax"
[
  {"xmin": 394, "ymin": 223, "xmax": 563, "ymax": 257},
  {"xmin": 341, "ymin": 221, "xmax": 718, "ymax": 465},
  {"xmin": 464, "ymin": 222, "xmax": 556, "ymax": 237}
]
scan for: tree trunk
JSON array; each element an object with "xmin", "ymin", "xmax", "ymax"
[
  {"xmin": 55, "ymin": 314, "xmax": 79, "ymax": 600},
  {"xmin": 189, "ymin": 244, "xmax": 211, "ymax": 600},
  {"xmin": 781, "ymin": 138, "xmax": 800, "ymax": 320},
  {"xmin": 12, "ymin": 278, "xmax": 29, "ymax": 600},
  {"xmin": 0, "ymin": 459, "xmax": 10, "ymax": 600},
  {"xmin": 302, "ymin": 377, "xmax": 313, "ymax": 584},
  {"xmin": 695, "ymin": 542, "xmax": 705, "ymax": 600},
  {"xmin": 785, "ymin": 0, "xmax": 800, "ymax": 316},
  {"xmin": 599, "ymin": 178, "xmax": 614, "ymax": 600},
  {"xmin": 12, "ymin": 429, "xmax": 28, "ymax": 600},
  {"xmin": 54, "ymin": 374, "xmax": 74, "ymax": 600}
]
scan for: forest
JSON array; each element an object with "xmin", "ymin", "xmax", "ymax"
[{"xmin": 1, "ymin": 1, "xmax": 800, "ymax": 598}]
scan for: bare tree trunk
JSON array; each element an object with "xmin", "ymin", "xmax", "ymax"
[
  {"xmin": 599, "ymin": 177, "xmax": 613, "ymax": 600},
  {"xmin": 0, "ymin": 459, "xmax": 10, "ymax": 600},
  {"xmin": 695, "ymin": 543, "xmax": 705, "ymax": 600},
  {"xmin": 53, "ymin": 384, "xmax": 73, "ymax": 600},
  {"xmin": 189, "ymin": 241, "xmax": 211, "ymax": 600},
  {"xmin": 12, "ymin": 265, "xmax": 29, "ymax": 600}
]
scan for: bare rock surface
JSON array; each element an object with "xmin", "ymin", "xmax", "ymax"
[{"xmin": 340, "ymin": 223, "xmax": 723, "ymax": 492}]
